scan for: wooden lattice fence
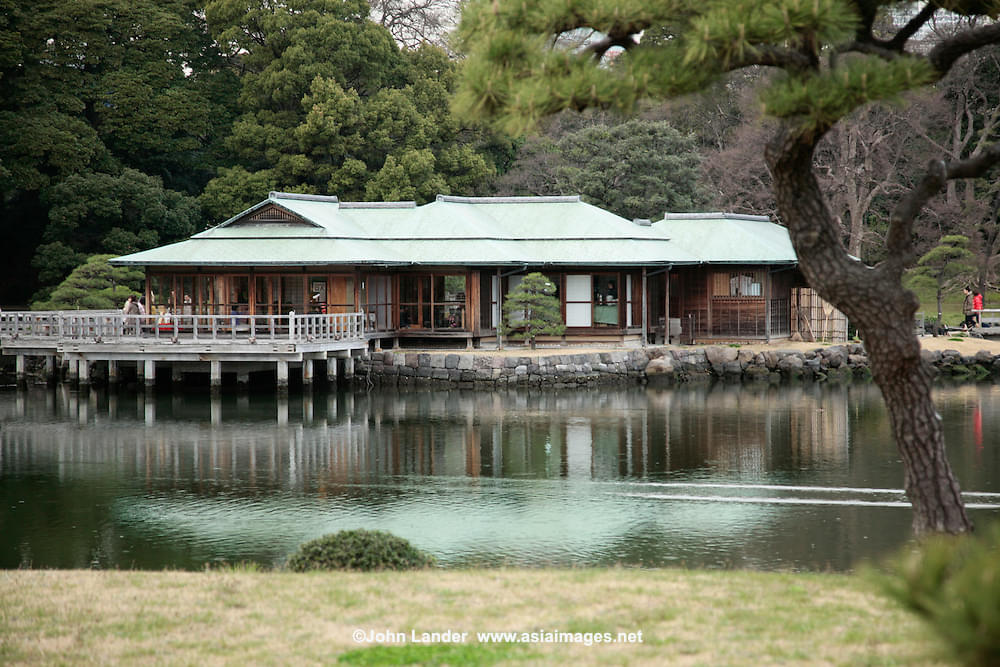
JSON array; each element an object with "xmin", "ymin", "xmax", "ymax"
[{"xmin": 791, "ymin": 288, "xmax": 848, "ymax": 342}]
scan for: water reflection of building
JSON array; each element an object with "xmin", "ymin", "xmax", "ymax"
[{"xmin": 2, "ymin": 382, "xmax": 852, "ymax": 489}]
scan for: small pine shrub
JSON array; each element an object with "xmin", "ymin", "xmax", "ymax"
[
  {"xmin": 877, "ymin": 522, "xmax": 1000, "ymax": 666},
  {"xmin": 286, "ymin": 529, "xmax": 435, "ymax": 572}
]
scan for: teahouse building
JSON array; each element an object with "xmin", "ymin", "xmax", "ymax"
[{"xmin": 111, "ymin": 192, "xmax": 808, "ymax": 347}]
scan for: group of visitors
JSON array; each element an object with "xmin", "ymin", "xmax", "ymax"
[
  {"xmin": 962, "ymin": 287, "xmax": 985, "ymax": 331},
  {"xmin": 122, "ymin": 295, "xmax": 145, "ymax": 316}
]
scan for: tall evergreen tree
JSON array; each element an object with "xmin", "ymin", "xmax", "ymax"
[
  {"xmin": 0, "ymin": 0, "xmax": 234, "ymax": 304},
  {"xmin": 200, "ymin": 0, "xmax": 503, "ymax": 219},
  {"xmin": 455, "ymin": 1, "xmax": 1000, "ymax": 535}
]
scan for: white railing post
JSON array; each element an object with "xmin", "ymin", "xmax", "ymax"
[{"xmin": 289, "ymin": 311, "xmax": 296, "ymax": 341}]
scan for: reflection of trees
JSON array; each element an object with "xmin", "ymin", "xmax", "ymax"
[{"xmin": 656, "ymin": 383, "xmax": 850, "ymax": 476}]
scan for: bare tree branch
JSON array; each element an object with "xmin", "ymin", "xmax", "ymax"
[{"xmin": 885, "ymin": 142, "xmax": 1000, "ymax": 263}]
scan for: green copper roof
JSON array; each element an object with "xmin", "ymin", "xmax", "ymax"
[
  {"xmin": 653, "ymin": 213, "xmax": 797, "ymax": 264},
  {"xmin": 112, "ymin": 194, "xmax": 796, "ymax": 268}
]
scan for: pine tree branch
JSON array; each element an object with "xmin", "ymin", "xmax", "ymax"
[
  {"xmin": 929, "ymin": 21, "xmax": 1000, "ymax": 75},
  {"xmin": 730, "ymin": 45, "xmax": 816, "ymax": 71},
  {"xmin": 886, "ymin": 3, "xmax": 937, "ymax": 51}
]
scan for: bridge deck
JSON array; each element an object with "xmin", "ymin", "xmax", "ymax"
[{"xmin": 1, "ymin": 311, "xmax": 369, "ymax": 388}]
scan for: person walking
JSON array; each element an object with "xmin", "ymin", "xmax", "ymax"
[
  {"xmin": 973, "ymin": 290, "xmax": 984, "ymax": 326},
  {"xmin": 962, "ymin": 287, "xmax": 977, "ymax": 331}
]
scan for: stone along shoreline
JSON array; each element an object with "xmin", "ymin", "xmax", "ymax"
[{"xmin": 356, "ymin": 343, "xmax": 1000, "ymax": 389}]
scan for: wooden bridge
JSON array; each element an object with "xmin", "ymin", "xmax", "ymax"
[{"xmin": 0, "ymin": 310, "xmax": 369, "ymax": 390}]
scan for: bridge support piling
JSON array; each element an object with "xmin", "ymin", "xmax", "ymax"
[
  {"xmin": 78, "ymin": 358, "xmax": 90, "ymax": 387},
  {"xmin": 210, "ymin": 361, "xmax": 222, "ymax": 391},
  {"xmin": 15, "ymin": 354, "xmax": 26, "ymax": 387},
  {"xmin": 107, "ymin": 360, "xmax": 119, "ymax": 386},
  {"xmin": 276, "ymin": 360, "xmax": 289, "ymax": 393},
  {"xmin": 143, "ymin": 360, "xmax": 156, "ymax": 388}
]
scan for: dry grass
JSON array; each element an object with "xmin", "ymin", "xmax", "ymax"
[{"xmin": 0, "ymin": 568, "xmax": 951, "ymax": 666}]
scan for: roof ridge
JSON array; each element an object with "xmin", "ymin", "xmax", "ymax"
[
  {"xmin": 661, "ymin": 212, "xmax": 771, "ymax": 222},
  {"xmin": 435, "ymin": 194, "xmax": 582, "ymax": 204},
  {"xmin": 339, "ymin": 201, "xmax": 417, "ymax": 209},
  {"xmin": 269, "ymin": 191, "xmax": 340, "ymax": 203}
]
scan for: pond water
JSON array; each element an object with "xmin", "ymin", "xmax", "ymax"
[{"xmin": 2, "ymin": 381, "xmax": 999, "ymax": 572}]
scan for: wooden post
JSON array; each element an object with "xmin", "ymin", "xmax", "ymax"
[
  {"xmin": 143, "ymin": 359, "xmax": 156, "ymax": 388},
  {"xmin": 108, "ymin": 360, "xmax": 120, "ymax": 385},
  {"xmin": 641, "ymin": 268, "xmax": 648, "ymax": 347},
  {"xmin": 326, "ymin": 355, "xmax": 338, "ymax": 384},
  {"xmin": 302, "ymin": 359, "xmax": 313, "ymax": 387},
  {"xmin": 765, "ymin": 270, "xmax": 772, "ymax": 343},
  {"xmin": 343, "ymin": 355, "xmax": 354, "ymax": 381},
  {"xmin": 67, "ymin": 357, "xmax": 79, "ymax": 385},
  {"xmin": 210, "ymin": 361, "xmax": 222, "ymax": 390},
  {"xmin": 664, "ymin": 270, "xmax": 671, "ymax": 344}
]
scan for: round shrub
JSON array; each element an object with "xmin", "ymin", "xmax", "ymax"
[{"xmin": 286, "ymin": 529, "xmax": 435, "ymax": 572}]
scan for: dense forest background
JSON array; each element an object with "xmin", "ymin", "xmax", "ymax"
[{"xmin": 1, "ymin": 0, "xmax": 998, "ymax": 309}]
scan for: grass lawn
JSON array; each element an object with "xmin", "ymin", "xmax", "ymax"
[{"xmin": 0, "ymin": 568, "xmax": 951, "ymax": 666}]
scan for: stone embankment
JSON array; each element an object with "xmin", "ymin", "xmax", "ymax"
[{"xmin": 357, "ymin": 344, "xmax": 1000, "ymax": 389}]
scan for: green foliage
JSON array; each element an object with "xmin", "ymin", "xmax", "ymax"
[
  {"xmin": 200, "ymin": 2, "xmax": 506, "ymax": 217},
  {"xmin": 877, "ymin": 522, "xmax": 1000, "ymax": 666},
  {"xmin": 34, "ymin": 169, "xmax": 200, "ymax": 290},
  {"xmin": 31, "ymin": 255, "xmax": 144, "ymax": 311},
  {"xmin": 498, "ymin": 118, "xmax": 707, "ymax": 220},
  {"xmin": 286, "ymin": 529, "xmax": 435, "ymax": 572},
  {"xmin": 905, "ymin": 235, "xmax": 977, "ymax": 318},
  {"xmin": 454, "ymin": 0, "xmax": 976, "ymax": 137},
  {"xmin": 761, "ymin": 57, "xmax": 938, "ymax": 135},
  {"xmin": 501, "ymin": 272, "xmax": 565, "ymax": 348},
  {"xmin": 0, "ymin": 0, "xmax": 230, "ymax": 303}
]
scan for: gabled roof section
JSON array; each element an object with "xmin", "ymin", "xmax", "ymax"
[
  {"xmin": 214, "ymin": 193, "xmax": 338, "ymax": 229},
  {"xmin": 653, "ymin": 212, "xmax": 797, "ymax": 264}
]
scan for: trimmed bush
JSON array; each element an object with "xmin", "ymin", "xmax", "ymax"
[
  {"xmin": 877, "ymin": 522, "xmax": 1000, "ymax": 666},
  {"xmin": 286, "ymin": 529, "xmax": 435, "ymax": 572}
]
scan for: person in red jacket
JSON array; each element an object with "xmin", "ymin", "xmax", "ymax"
[{"xmin": 974, "ymin": 290, "xmax": 984, "ymax": 326}]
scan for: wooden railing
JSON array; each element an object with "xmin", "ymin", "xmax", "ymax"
[{"xmin": 0, "ymin": 311, "xmax": 365, "ymax": 344}]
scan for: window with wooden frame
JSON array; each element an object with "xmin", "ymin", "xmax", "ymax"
[{"xmin": 713, "ymin": 270, "xmax": 764, "ymax": 298}]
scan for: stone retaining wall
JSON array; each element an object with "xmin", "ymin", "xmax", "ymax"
[{"xmin": 356, "ymin": 344, "xmax": 1000, "ymax": 389}]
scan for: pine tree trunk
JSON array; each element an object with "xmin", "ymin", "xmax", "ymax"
[{"xmin": 766, "ymin": 130, "xmax": 972, "ymax": 536}]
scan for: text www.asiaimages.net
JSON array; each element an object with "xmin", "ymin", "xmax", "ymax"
[{"xmin": 352, "ymin": 629, "xmax": 643, "ymax": 646}]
